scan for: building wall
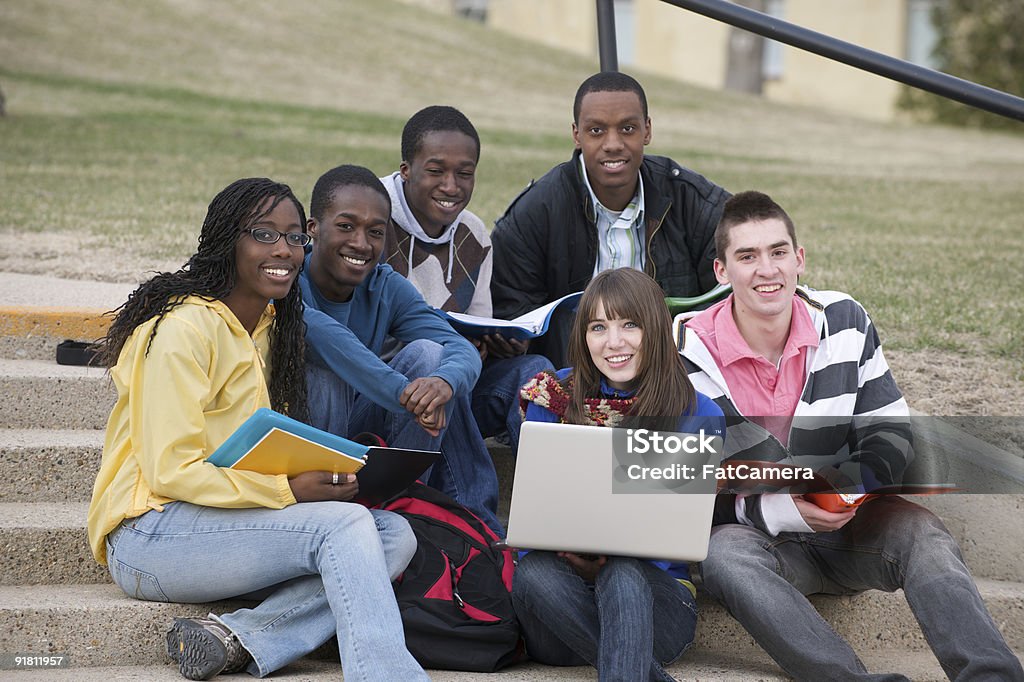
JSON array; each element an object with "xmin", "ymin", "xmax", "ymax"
[
  {"xmin": 629, "ymin": 0, "xmax": 909, "ymax": 120},
  {"xmin": 471, "ymin": 0, "xmax": 915, "ymax": 121},
  {"xmin": 634, "ymin": 1, "xmax": 730, "ymax": 91},
  {"xmin": 398, "ymin": 0, "xmax": 453, "ymax": 12},
  {"xmin": 486, "ymin": 0, "xmax": 597, "ymax": 60},
  {"xmin": 760, "ymin": 0, "xmax": 907, "ymax": 120}
]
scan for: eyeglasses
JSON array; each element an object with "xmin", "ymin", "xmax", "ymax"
[{"xmin": 245, "ymin": 227, "xmax": 312, "ymax": 248}]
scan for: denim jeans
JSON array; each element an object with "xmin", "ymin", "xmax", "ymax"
[
  {"xmin": 699, "ymin": 496, "xmax": 1024, "ymax": 682},
  {"xmin": 511, "ymin": 551, "xmax": 697, "ymax": 682},
  {"xmin": 472, "ymin": 353, "xmax": 553, "ymax": 455},
  {"xmin": 307, "ymin": 338, "xmax": 503, "ymax": 537},
  {"xmin": 105, "ymin": 500, "xmax": 428, "ymax": 681}
]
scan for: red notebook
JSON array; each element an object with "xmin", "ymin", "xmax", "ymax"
[
  {"xmin": 715, "ymin": 461, "xmax": 957, "ymax": 511},
  {"xmin": 806, "ymin": 484, "xmax": 959, "ymax": 512}
]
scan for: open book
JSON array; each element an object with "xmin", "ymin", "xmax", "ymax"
[
  {"xmin": 208, "ymin": 408, "xmax": 440, "ymax": 504},
  {"xmin": 439, "ymin": 291, "xmax": 583, "ymax": 341}
]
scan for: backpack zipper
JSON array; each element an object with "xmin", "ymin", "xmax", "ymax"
[
  {"xmin": 405, "ymin": 514, "xmax": 500, "ymax": 557},
  {"xmin": 440, "ymin": 549, "xmax": 465, "ymax": 609}
]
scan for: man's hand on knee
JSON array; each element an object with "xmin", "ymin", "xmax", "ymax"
[
  {"xmin": 400, "ymin": 377, "xmax": 454, "ymax": 419},
  {"xmin": 416, "ymin": 405, "xmax": 447, "ymax": 437}
]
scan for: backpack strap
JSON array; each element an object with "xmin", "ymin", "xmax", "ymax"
[{"xmin": 382, "ymin": 483, "xmax": 501, "ymax": 548}]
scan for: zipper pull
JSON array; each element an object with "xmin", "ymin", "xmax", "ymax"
[
  {"xmin": 441, "ymin": 549, "xmax": 465, "ymax": 608},
  {"xmin": 253, "ymin": 338, "xmax": 265, "ymax": 369}
]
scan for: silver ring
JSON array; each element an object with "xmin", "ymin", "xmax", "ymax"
[{"xmin": 331, "ymin": 472, "xmax": 340, "ymax": 485}]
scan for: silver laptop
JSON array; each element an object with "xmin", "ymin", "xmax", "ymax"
[{"xmin": 505, "ymin": 421, "xmax": 720, "ymax": 562}]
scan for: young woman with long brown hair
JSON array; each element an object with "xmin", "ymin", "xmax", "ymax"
[{"xmin": 514, "ymin": 267, "xmax": 723, "ymax": 682}]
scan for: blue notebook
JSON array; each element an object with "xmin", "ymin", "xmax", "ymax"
[
  {"xmin": 208, "ymin": 408, "xmax": 369, "ymax": 475},
  {"xmin": 208, "ymin": 408, "xmax": 440, "ymax": 504}
]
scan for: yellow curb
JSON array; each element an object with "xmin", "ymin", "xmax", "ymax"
[{"xmin": 0, "ymin": 306, "xmax": 113, "ymax": 341}]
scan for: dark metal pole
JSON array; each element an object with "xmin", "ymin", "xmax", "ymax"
[
  {"xmin": 596, "ymin": 0, "xmax": 619, "ymax": 72},
  {"xmin": 659, "ymin": 0, "xmax": 1024, "ymax": 122}
]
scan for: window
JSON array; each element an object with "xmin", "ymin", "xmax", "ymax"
[
  {"xmin": 614, "ymin": 0, "xmax": 636, "ymax": 66},
  {"xmin": 906, "ymin": 0, "xmax": 940, "ymax": 69},
  {"xmin": 762, "ymin": 0, "xmax": 785, "ymax": 80},
  {"xmin": 453, "ymin": 0, "xmax": 487, "ymax": 23}
]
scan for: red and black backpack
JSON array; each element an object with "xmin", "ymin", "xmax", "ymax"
[{"xmin": 380, "ymin": 483, "xmax": 523, "ymax": 672}]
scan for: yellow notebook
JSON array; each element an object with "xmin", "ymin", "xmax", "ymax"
[
  {"xmin": 209, "ymin": 409, "xmax": 440, "ymax": 503},
  {"xmin": 208, "ymin": 408, "xmax": 369, "ymax": 476},
  {"xmin": 230, "ymin": 427, "xmax": 367, "ymax": 476}
]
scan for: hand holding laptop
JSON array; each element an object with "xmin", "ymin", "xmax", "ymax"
[
  {"xmin": 559, "ymin": 552, "xmax": 607, "ymax": 582},
  {"xmin": 506, "ymin": 422, "xmax": 719, "ymax": 562}
]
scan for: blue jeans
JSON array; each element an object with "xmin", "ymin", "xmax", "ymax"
[
  {"xmin": 699, "ymin": 496, "xmax": 1024, "ymax": 682},
  {"xmin": 105, "ymin": 500, "xmax": 427, "ymax": 681},
  {"xmin": 472, "ymin": 354, "xmax": 553, "ymax": 455},
  {"xmin": 307, "ymin": 338, "xmax": 503, "ymax": 537},
  {"xmin": 511, "ymin": 552, "xmax": 697, "ymax": 682}
]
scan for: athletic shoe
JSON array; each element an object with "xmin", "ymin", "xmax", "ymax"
[{"xmin": 166, "ymin": 615, "xmax": 251, "ymax": 680}]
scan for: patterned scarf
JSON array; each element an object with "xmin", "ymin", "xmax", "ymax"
[{"xmin": 519, "ymin": 370, "xmax": 635, "ymax": 427}]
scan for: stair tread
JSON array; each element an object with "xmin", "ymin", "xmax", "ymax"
[
  {"xmin": 3, "ymin": 576, "xmax": 1023, "ymax": 609},
  {"xmin": 0, "ymin": 501, "xmax": 90, "ymax": 528},
  {"xmin": 0, "ymin": 428, "xmax": 106, "ymax": 448},
  {"xmin": 0, "ymin": 582, "xmax": 1020, "ymax": 671},
  {"xmin": 0, "ymin": 637, "xmax": 1002, "ymax": 681},
  {"xmin": 0, "ymin": 273, "xmax": 134, "ymax": 309},
  {"xmin": 0, "ymin": 357, "xmax": 107, "ymax": 378}
]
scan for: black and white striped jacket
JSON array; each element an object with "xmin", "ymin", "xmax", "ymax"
[{"xmin": 679, "ymin": 288, "xmax": 912, "ymax": 533}]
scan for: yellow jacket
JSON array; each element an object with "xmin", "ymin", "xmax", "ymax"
[{"xmin": 88, "ymin": 296, "xmax": 296, "ymax": 564}]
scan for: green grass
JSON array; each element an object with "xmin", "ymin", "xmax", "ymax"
[{"xmin": 1, "ymin": 0, "xmax": 1023, "ymax": 366}]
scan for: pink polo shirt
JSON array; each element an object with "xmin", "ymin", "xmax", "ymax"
[{"xmin": 686, "ymin": 295, "xmax": 819, "ymax": 446}]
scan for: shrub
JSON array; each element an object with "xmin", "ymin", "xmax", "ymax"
[{"xmin": 898, "ymin": 0, "xmax": 1024, "ymax": 130}]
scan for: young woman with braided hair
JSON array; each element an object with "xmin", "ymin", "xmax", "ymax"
[
  {"xmin": 87, "ymin": 178, "xmax": 428, "ymax": 682},
  {"xmin": 98, "ymin": 180, "xmax": 309, "ymax": 417},
  {"xmin": 513, "ymin": 267, "xmax": 724, "ymax": 682}
]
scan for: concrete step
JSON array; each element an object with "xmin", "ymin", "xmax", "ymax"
[
  {"xmin": 0, "ymin": 431, "xmax": 500, "ymax": 506},
  {"xmin": 0, "ymin": 359, "xmax": 113, "ymax": 430},
  {"xmin": 0, "ymin": 584, "xmax": 241, "ymax": 668},
  {"xmin": 4, "ymin": 649, "xmax": 1001, "ymax": 681},
  {"xmin": 0, "ymin": 503, "xmax": 107, "ymax": 585},
  {"xmin": 0, "ymin": 429, "xmax": 104, "ymax": 502},
  {"xmin": 0, "ymin": 652, "xmax": 783, "ymax": 681},
  {"xmin": 1, "ymin": 580, "xmax": 1021, "ymax": 670},
  {"xmin": 701, "ymin": 576, "xmax": 1024, "ymax": 654},
  {"xmin": 916, "ymin": 494, "xmax": 1024, "ymax": 583},
  {"xmin": 0, "ymin": 273, "xmax": 132, "ymax": 360},
  {"xmin": 3, "ymin": 488, "xmax": 1024, "ymax": 587},
  {"xmin": 488, "ymin": 439, "xmax": 515, "ymax": 523},
  {"xmin": 0, "ymin": 306, "xmax": 111, "ymax": 362},
  {"xmin": 0, "ymin": 273, "xmax": 137, "ymax": 310}
]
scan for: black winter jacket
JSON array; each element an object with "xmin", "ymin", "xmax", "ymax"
[{"xmin": 490, "ymin": 151, "xmax": 730, "ymax": 365}]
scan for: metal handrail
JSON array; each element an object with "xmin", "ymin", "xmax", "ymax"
[
  {"xmin": 595, "ymin": 0, "xmax": 619, "ymax": 73},
  {"xmin": 595, "ymin": 0, "xmax": 1024, "ymax": 122}
]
